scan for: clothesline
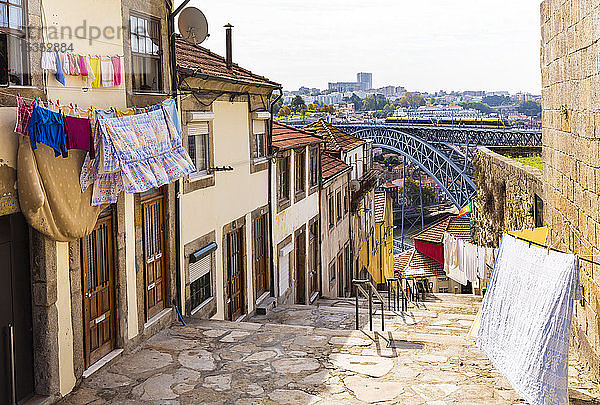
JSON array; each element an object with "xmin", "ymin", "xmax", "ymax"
[{"xmin": 511, "ymin": 234, "xmax": 600, "ymax": 266}]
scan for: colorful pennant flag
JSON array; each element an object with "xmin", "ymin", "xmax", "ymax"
[{"xmin": 458, "ymin": 202, "xmax": 473, "ymax": 217}]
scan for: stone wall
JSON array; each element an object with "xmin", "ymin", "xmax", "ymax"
[
  {"xmin": 541, "ymin": 0, "xmax": 600, "ymax": 378},
  {"xmin": 474, "ymin": 147, "xmax": 544, "ymax": 247}
]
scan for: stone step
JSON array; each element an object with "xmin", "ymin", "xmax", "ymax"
[{"xmin": 256, "ymin": 297, "xmax": 276, "ymax": 316}]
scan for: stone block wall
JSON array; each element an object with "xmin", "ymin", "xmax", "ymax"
[
  {"xmin": 541, "ymin": 0, "xmax": 600, "ymax": 378},
  {"xmin": 474, "ymin": 147, "xmax": 544, "ymax": 247}
]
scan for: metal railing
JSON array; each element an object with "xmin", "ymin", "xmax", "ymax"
[
  {"xmin": 386, "ymin": 277, "xmax": 408, "ymax": 312},
  {"xmin": 352, "ymin": 279, "xmax": 385, "ymax": 331}
]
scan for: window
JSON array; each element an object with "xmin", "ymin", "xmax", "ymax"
[
  {"xmin": 309, "ymin": 147, "xmax": 319, "ymax": 188},
  {"xmin": 0, "ymin": 0, "xmax": 29, "ymax": 86},
  {"xmin": 534, "ymin": 194, "xmax": 544, "ymax": 228},
  {"xmin": 344, "ymin": 188, "xmax": 349, "ymax": 214},
  {"xmin": 295, "ymin": 149, "xmax": 306, "ymax": 194},
  {"xmin": 337, "ymin": 253, "xmax": 344, "ymax": 287},
  {"xmin": 187, "ymin": 121, "xmax": 209, "ymax": 178},
  {"xmin": 329, "ymin": 260, "xmax": 336, "ymax": 286},
  {"xmin": 336, "ymin": 190, "xmax": 342, "ymax": 222},
  {"xmin": 252, "ymin": 120, "xmax": 267, "ymax": 160},
  {"xmin": 328, "ymin": 194, "xmax": 335, "ymax": 228},
  {"xmin": 130, "ymin": 13, "xmax": 162, "ymax": 92},
  {"xmin": 190, "ymin": 253, "xmax": 212, "ymax": 311},
  {"xmin": 277, "ymin": 155, "xmax": 290, "ymax": 203}
]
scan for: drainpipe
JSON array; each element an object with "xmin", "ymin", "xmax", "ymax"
[
  {"xmin": 168, "ymin": 0, "xmax": 192, "ymax": 314},
  {"xmin": 268, "ymin": 88, "xmax": 283, "ymax": 297}
]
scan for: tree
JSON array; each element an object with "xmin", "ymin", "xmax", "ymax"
[
  {"xmin": 271, "ymin": 97, "xmax": 283, "ymax": 116},
  {"xmin": 460, "ymin": 102, "xmax": 495, "ymax": 115},
  {"xmin": 482, "ymin": 95, "xmax": 511, "ymax": 107},
  {"xmin": 349, "ymin": 93, "xmax": 362, "ymax": 111},
  {"xmin": 399, "ymin": 92, "xmax": 425, "ymax": 109},
  {"xmin": 328, "ymin": 105, "xmax": 335, "ymax": 114},
  {"xmin": 291, "ymin": 95, "xmax": 306, "ymax": 112},
  {"xmin": 517, "ymin": 100, "xmax": 541, "ymax": 117},
  {"xmin": 278, "ymin": 105, "xmax": 291, "ymax": 116},
  {"xmin": 404, "ymin": 177, "xmax": 436, "ymax": 206},
  {"xmin": 361, "ymin": 94, "xmax": 387, "ymax": 111}
]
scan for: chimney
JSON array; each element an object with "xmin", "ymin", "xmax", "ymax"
[{"xmin": 224, "ymin": 23, "xmax": 233, "ymax": 69}]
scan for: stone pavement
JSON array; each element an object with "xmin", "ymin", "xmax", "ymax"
[{"xmin": 59, "ymin": 294, "xmax": 600, "ymax": 404}]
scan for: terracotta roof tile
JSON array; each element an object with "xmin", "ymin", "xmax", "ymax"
[
  {"xmin": 321, "ymin": 151, "xmax": 350, "ymax": 181},
  {"xmin": 272, "ymin": 122, "xmax": 323, "ymax": 150},
  {"xmin": 175, "ymin": 36, "xmax": 280, "ymax": 88},
  {"xmin": 374, "ymin": 191, "xmax": 386, "ymax": 222},
  {"xmin": 395, "ymin": 249, "xmax": 446, "ymax": 278},
  {"xmin": 304, "ymin": 119, "xmax": 365, "ymax": 152},
  {"xmin": 413, "ymin": 215, "xmax": 470, "ymax": 244}
]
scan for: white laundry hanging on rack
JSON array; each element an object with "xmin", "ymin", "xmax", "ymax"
[
  {"xmin": 476, "ymin": 234, "xmax": 582, "ymax": 405},
  {"xmin": 447, "ymin": 237, "xmax": 467, "ymax": 285}
]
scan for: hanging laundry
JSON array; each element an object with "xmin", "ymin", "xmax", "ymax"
[
  {"xmin": 81, "ymin": 105, "xmax": 195, "ymax": 206},
  {"xmin": 100, "ymin": 56, "xmax": 114, "ymax": 87},
  {"xmin": 68, "ymin": 54, "xmax": 80, "ymax": 76},
  {"xmin": 149, "ymin": 98, "xmax": 182, "ymax": 137},
  {"xmin": 476, "ymin": 245, "xmax": 486, "ymax": 279},
  {"xmin": 55, "ymin": 52, "xmax": 65, "ymax": 86},
  {"xmin": 86, "ymin": 56, "xmax": 100, "ymax": 87},
  {"xmin": 111, "ymin": 56, "xmax": 122, "ymax": 86},
  {"xmin": 41, "ymin": 51, "xmax": 57, "ymax": 73},
  {"xmin": 79, "ymin": 55, "xmax": 88, "ymax": 76},
  {"xmin": 448, "ymin": 237, "xmax": 467, "ymax": 285},
  {"xmin": 14, "ymin": 96, "xmax": 36, "ymax": 136},
  {"xmin": 62, "ymin": 53, "xmax": 70, "ymax": 76},
  {"xmin": 27, "ymin": 105, "xmax": 67, "ymax": 157},
  {"xmin": 64, "ymin": 116, "xmax": 94, "ymax": 159},
  {"xmin": 115, "ymin": 108, "xmax": 136, "ymax": 117},
  {"xmin": 477, "ymin": 234, "xmax": 582, "ymax": 405},
  {"xmin": 463, "ymin": 241, "xmax": 478, "ymax": 283}
]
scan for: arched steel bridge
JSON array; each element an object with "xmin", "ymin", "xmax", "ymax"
[
  {"xmin": 336, "ymin": 124, "xmax": 541, "ymax": 209},
  {"xmin": 282, "ymin": 119, "xmax": 541, "ymax": 209}
]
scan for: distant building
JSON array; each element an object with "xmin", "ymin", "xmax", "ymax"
[{"xmin": 357, "ymin": 72, "xmax": 373, "ymax": 90}]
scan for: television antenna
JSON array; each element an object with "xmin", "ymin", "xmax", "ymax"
[{"xmin": 178, "ymin": 7, "xmax": 209, "ymax": 45}]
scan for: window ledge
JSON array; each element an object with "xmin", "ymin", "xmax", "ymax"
[
  {"xmin": 253, "ymin": 157, "xmax": 268, "ymax": 164},
  {"xmin": 189, "ymin": 172, "xmax": 213, "ymax": 182},
  {"xmin": 131, "ymin": 91, "xmax": 169, "ymax": 96},
  {"xmin": 191, "ymin": 297, "xmax": 214, "ymax": 316}
]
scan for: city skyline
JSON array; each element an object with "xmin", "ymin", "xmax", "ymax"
[{"xmin": 181, "ymin": 0, "xmax": 542, "ymax": 94}]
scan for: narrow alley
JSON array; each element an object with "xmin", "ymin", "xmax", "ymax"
[{"xmin": 59, "ymin": 294, "xmax": 600, "ymax": 404}]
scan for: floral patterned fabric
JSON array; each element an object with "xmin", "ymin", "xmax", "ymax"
[{"xmin": 81, "ymin": 105, "xmax": 195, "ymax": 206}]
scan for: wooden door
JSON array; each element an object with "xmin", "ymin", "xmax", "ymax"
[
  {"xmin": 142, "ymin": 192, "xmax": 167, "ymax": 320},
  {"xmin": 295, "ymin": 229, "xmax": 306, "ymax": 304},
  {"xmin": 0, "ymin": 214, "xmax": 34, "ymax": 404},
  {"xmin": 254, "ymin": 215, "xmax": 268, "ymax": 298},
  {"xmin": 82, "ymin": 209, "xmax": 116, "ymax": 367},
  {"xmin": 227, "ymin": 229, "xmax": 244, "ymax": 320},
  {"xmin": 308, "ymin": 222, "xmax": 319, "ymax": 298}
]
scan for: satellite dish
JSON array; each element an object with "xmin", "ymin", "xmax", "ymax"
[{"xmin": 178, "ymin": 7, "xmax": 209, "ymax": 45}]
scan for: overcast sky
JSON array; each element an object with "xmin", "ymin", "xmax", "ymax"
[{"xmin": 177, "ymin": 1, "xmax": 542, "ymax": 94}]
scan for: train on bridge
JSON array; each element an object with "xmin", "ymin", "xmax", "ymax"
[{"xmin": 385, "ymin": 116, "xmax": 537, "ymax": 129}]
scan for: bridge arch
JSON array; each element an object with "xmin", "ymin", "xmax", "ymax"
[{"xmin": 350, "ymin": 127, "xmax": 477, "ymax": 209}]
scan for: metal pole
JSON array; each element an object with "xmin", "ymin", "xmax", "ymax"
[
  {"xmin": 355, "ymin": 287, "xmax": 359, "ymax": 330},
  {"xmin": 387, "ymin": 281, "xmax": 391, "ymax": 311},
  {"xmin": 381, "ymin": 301, "xmax": 385, "ymax": 331},
  {"xmin": 9, "ymin": 324, "xmax": 16, "ymax": 405},
  {"xmin": 418, "ymin": 170, "xmax": 424, "ymax": 230},
  {"xmin": 401, "ymin": 156, "xmax": 406, "ymax": 250},
  {"xmin": 368, "ymin": 287, "xmax": 373, "ymax": 331}
]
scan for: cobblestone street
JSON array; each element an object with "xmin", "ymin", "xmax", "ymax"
[{"xmin": 59, "ymin": 294, "xmax": 600, "ymax": 404}]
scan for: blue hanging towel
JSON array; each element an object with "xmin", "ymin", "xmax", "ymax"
[
  {"xmin": 27, "ymin": 105, "xmax": 68, "ymax": 158},
  {"xmin": 55, "ymin": 52, "xmax": 65, "ymax": 86}
]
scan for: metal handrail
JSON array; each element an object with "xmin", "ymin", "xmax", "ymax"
[
  {"xmin": 386, "ymin": 277, "xmax": 408, "ymax": 312},
  {"xmin": 353, "ymin": 279, "xmax": 385, "ymax": 331}
]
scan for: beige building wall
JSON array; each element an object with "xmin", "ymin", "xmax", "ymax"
[
  {"xmin": 180, "ymin": 100, "xmax": 269, "ymax": 319},
  {"xmin": 540, "ymin": 0, "xmax": 600, "ymax": 377},
  {"xmin": 271, "ymin": 148, "xmax": 321, "ymax": 304},
  {"xmin": 320, "ymin": 171, "xmax": 351, "ymax": 298}
]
